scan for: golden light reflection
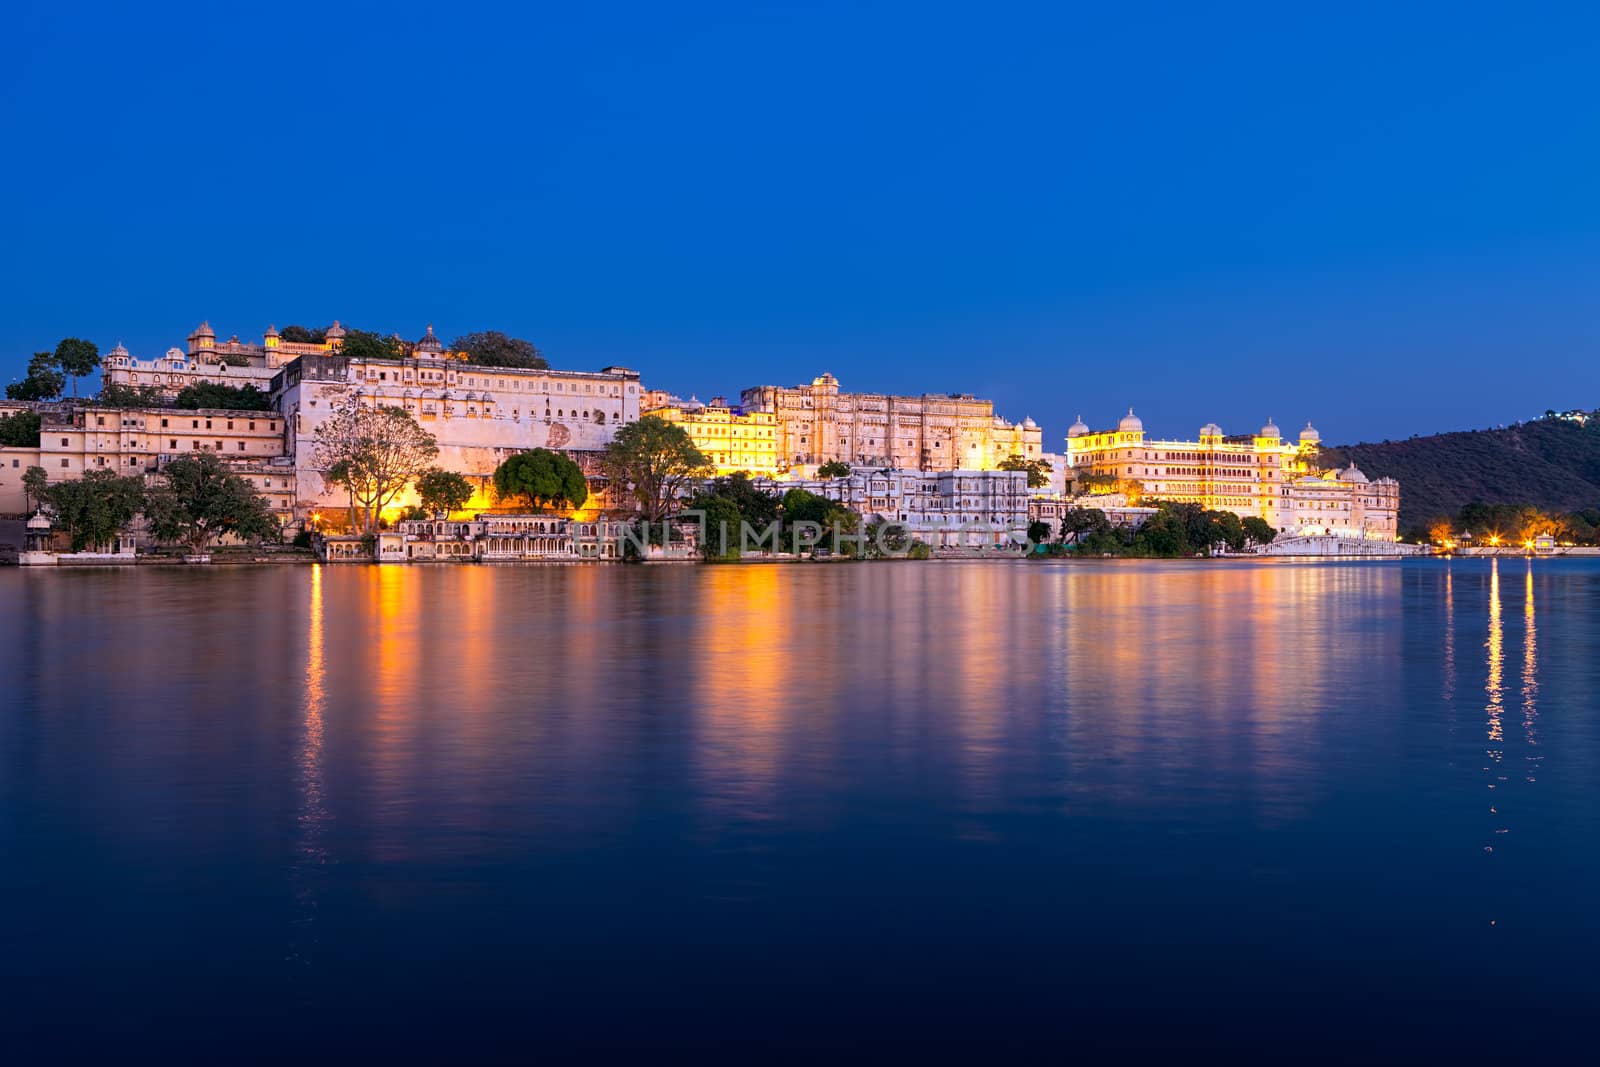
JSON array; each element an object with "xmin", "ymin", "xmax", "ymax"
[
  {"xmin": 1521, "ymin": 560, "xmax": 1537, "ymax": 747},
  {"xmin": 1442, "ymin": 565, "xmax": 1455, "ymax": 704},
  {"xmin": 1484, "ymin": 559, "xmax": 1503, "ymax": 745},
  {"xmin": 290, "ymin": 563, "xmax": 329, "ymax": 969}
]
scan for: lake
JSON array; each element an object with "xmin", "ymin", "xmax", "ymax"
[{"xmin": 3, "ymin": 558, "xmax": 1598, "ymax": 1058}]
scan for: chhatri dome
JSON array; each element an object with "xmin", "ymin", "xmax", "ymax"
[
  {"xmin": 1259, "ymin": 417, "xmax": 1280, "ymax": 438},
  {"xmin": 416, "ymin": 324, "xmax": 444, "ymax": 354},
  {"xmin": 1117, "ymin": 407, "xmax": 1143, "ymax": 433},
  {"xmin": 1299, "ymin": 421, "xmax": 1321, "ymax": 445},
  {"xmin": 1200, "ymin": 421, "xmax": 1224, "ymax": 437},
  {"xmin": 1067, "ymin": 414, "xmax": 1089, "ymax": 438}
]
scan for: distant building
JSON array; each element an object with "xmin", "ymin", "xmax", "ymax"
[
  {"xmin": 101, "ymin": 321, "xmax": 347, "ymax": 398},
  {"xmin": 1064, "ymin": 411, "xmax": 1400, "ymax": 540},
  {"xmin": 642, "ymin": 394, "xmax": 780, "ymax": 477},
  {"xmin": 739, "ymin": 373, "xmax": 1042, "ymax": 473},
  {"xmin": 754, "ymin": 467, "xmax": 1031, "ymax": 549}
]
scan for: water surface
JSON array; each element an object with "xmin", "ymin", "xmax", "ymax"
[{"xmin": 3, "ymin": 559, "xmax": 1598, "ymax": 1058}]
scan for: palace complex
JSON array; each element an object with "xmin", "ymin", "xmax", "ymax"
[
  {"xmin": 3, "ymin": 316, "xmax": 1410, "ymax": 556},
  {"xmin": 739, "ymin": 373, "xmax": 1042, "ymax": 473},
  {"xmin": 1065, "ymin": 410, "xmax": 1400, "ymax": 540}
]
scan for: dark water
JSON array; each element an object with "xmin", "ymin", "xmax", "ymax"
[{"xmin": 3, "ymin": 558, "xmax": 1599, "ymax": 1059}]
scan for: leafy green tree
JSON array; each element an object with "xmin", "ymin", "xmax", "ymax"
[
  {"xmin": 6, "ymin": 351, "xmax": 66, "ymax": 401},
  {"xmin": 22, "ymin": 465, "xmax": 49, "ymax": 513},
  {"xmin": 42, "ymin": 470, "xmax": 144, "ymax": 552},
  {"xmin": 1027, "ymin": 519, "xmax": 1053, "ymax": 545},
  {"xmin": 1059, "ymin": 508, "xmax": 1112, "ymax": 543},
  {"xmin": 493, "ymin": 448, "xmax": 588, "ymax": 510},
  {"xmin": 1206, "ymin": 510, "xmax": 1246, "ymax": 553},
  {"xmin": 998, "ymin": 453, "xmax": 1052, "ymax": 489},
  {"xmin": 700, "ymin": 472, "xmax": 780, "ymax": 529},
  {"xmin": 172, "ymin": 382, "xmax": 273, "ymax": 410},
  {"xmin": 336, "ymin": 329, "xmax": 407, "ymax": 362},
  {"xmin": 0, "ymin": 410, "xmax": 41, "ymax": 447},
  {"xmin": 1242, "ymin": 516, "xmax": 1277, "ymax": 545},
  {"xmin": 96, "ymin": 383, "xmax": 165, "ymax": 407},
  {"xmin": 216, "ymin": 351, "xmax": 251, "ymax": 367},
  {"xmin": 779, "ymin": 488, "xmax": 859, "ymax": 555},
  {"xmin": 54, "ymin": 338, "xmax": 100, "ymax": 399},
  {"xmin": 817, "ymin": 460, "xmax": 851, "ymax": 479},
  {"xmin": 600, "ymin": 414, "xmax": 711, "ymax": 522},
  {"xmin": 451, "ymin": 330, "xmax": 548, "ymax": 369},
  {"xmin": 310, "ymin": 406, "xmax": 440, "ymax": 533},
  {"xmin": 1133, "ymin": 508, "xmax": 1189, "ymax": 557},
  {"xmin": 415, "ymin": 468, "xmax": 476, "ymax": 516},
  {"xmin": 279, "ymin": 325, "xmax": 327, "ymax": 344},
  {"xmin": 693, "ymin": 494, "xmax": 745, "ymax": 560},
  {"xmin": 144, "ymin": 452, "xmax": 280, "ymax": 553}
]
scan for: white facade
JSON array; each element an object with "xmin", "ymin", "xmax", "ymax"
[
  {"xmin": 273, "ymin": 345, "xmax": 642, "ymax": 518},
  {"xmin": 755, "ymin": 468, "xmax": 1032, "ymax": 547}
]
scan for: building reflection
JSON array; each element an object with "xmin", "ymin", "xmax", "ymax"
[{"xmin": 289, "ymin": 563, "xmax": 329, "ymax": 970}]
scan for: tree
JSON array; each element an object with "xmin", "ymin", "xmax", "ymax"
[
  {"xmin": 279, "ymin": 325, "xmax": 326, "ymax": 344},
  {"xmin": 97, "ymin": 383, "xmax": 165, "ymax": 407},
  {"xmin": 144, "ymin": 452, "xmax": 280, "ymax": 553},
  {"xmin": 172, "ymin": 382, "xmax": 273, "ymax": 410},
  {"xmin": 310, "ymin": 405, "xmax": 439, "ymax": 533},
  {"xmin": 336, "ymin": 329, "xmax": 407, "ymax": 363},
  {"xmin": 43, "ymin": 469, "xmax": 144, "ymax": 552},
  {"xmin": 1027, "ymin": 519, "xmax": 1053, "ymax": 545},
  {"xmin": 493, "ymin": 449, "xmax": 587, "ymax": 510},
  {"xmin": 451, "ymin": 330, "xmax": 548, "ymax": 369},
  {"xmin": 817, "ymin": 460, "xmax": 851, "ymax": 479},
  {"xmin": 54, "ymin": 338, "xmax": 100, "ymax": 399},
  {"xmin": 415, "ymin": 468, "xmax": 476, "ymax": 516},
  {"xmin": 998, "ymin": 453, "xmax": 1052, "ymax": 489},
  {"xmin": 1205, "ymin": 510, "xmax": 1246, "ymax": 553},
  {"xmin": 22, "ymin": 465, "xmax": 48, "ymax": 514},
  {"xmin": 1059, "ymin": 508, "xmax": 1112, "ymax": 544},
  {"xmin": 6, "ymin": 351, "xmax": 66, "ymax": 401},
  {"xmin": 600, "ymin": 414, "xmax": 711, "ymax": 522},
  {"xmin": 1242, "ymin": 516, "xmax": 1277, "ymax": 546},
  {"xmin": 779, "ymin": 487, "xmax": 859, "ymax": 555},
  {"xmin": 694, "ymin": 494, "xmax": 745, "ymax": 560},
  {"xmin": 0, "ymin": 410, "xmax": 41, "ymax": 447},
  {"xmin": 216, "ymin": 351, "xmax": 251, "ymax": 367}
]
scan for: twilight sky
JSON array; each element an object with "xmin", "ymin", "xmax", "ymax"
[{"xmin": 4, "ymin": 0, "xmax": 1598, "ymax": 446}]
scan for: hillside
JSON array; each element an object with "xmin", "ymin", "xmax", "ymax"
[{"xmin": 1321, "ymin": 414, "xmax": 1600, "ymax": 529}]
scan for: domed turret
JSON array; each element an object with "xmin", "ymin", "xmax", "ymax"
[
  {"xmin": 186, "ymin": 320, "xmax": 215, "ymax": 355},
  {"xmin": 1067, "ymin": 414, "xmax": 1089, "ymax": 438},
  {"xmin": 1118, "ymin": 407, "xmax": 1143, "ymax": 433},
  {"xmin": 325, "ymin": 320, "xmax": 346, "ymax": 343},
  {"xmin": 1200, "ymin": 421, "xmax": 1223, "ymax": 438},
  {"xmin": 1299, "ymin": 421, "xmax": 1321, "ymax": 445},
  {"xmin": 1259, "ymin": 418, "xmax": 1280, "ymax": 439},
  {"xmin": 108, "ymin": 342, "xmax": 129, "ymax": 363},
  {"xmin": 416, "ymin": 324, "xmax": 444, "ymax": 354},
  {"xmin": 1337, "ymin": 463, "xmax": 1369, "ymax": 483},
  {"xmin": 1022, "ymin": 416, "xmax": 1038, "ymax": 430}
]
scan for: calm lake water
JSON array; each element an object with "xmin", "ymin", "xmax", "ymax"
[{"xmin": 3, "ymin": 558, "xmax": 1599, "ymax": 1059}]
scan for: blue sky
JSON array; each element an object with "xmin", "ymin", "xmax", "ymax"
[{"xmin": 4, "ymin": 0, "xmax": 1598, "ymax": 445}]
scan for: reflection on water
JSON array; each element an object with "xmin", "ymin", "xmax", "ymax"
[
  {"xmin": 2, "ymin": 559, "xmax": 1599, "ymax": 1056},
  {"xmin": 291, "ymin": 563, "xmax": 329, "ymax": 971}
]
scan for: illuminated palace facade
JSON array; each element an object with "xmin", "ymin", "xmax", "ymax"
[
  {"xmin": 1065, "ymin": 410, "xmax": 1400, "ymax": 540},
  {"xmin": 739, "ymin": 373, "xmax": 1042, "ymax": 473},
  {"xmin": 272, "ymin": 327, "xmax": 642, "ymax": 520},
  {"xmin": 640, "ymin": 394, "xmax": 780, "ymax": 477}
]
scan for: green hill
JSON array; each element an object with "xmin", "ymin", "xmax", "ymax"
[{"xmin": 1321, "ymin": 413, "xmax": 1600, "ymax": 530}]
